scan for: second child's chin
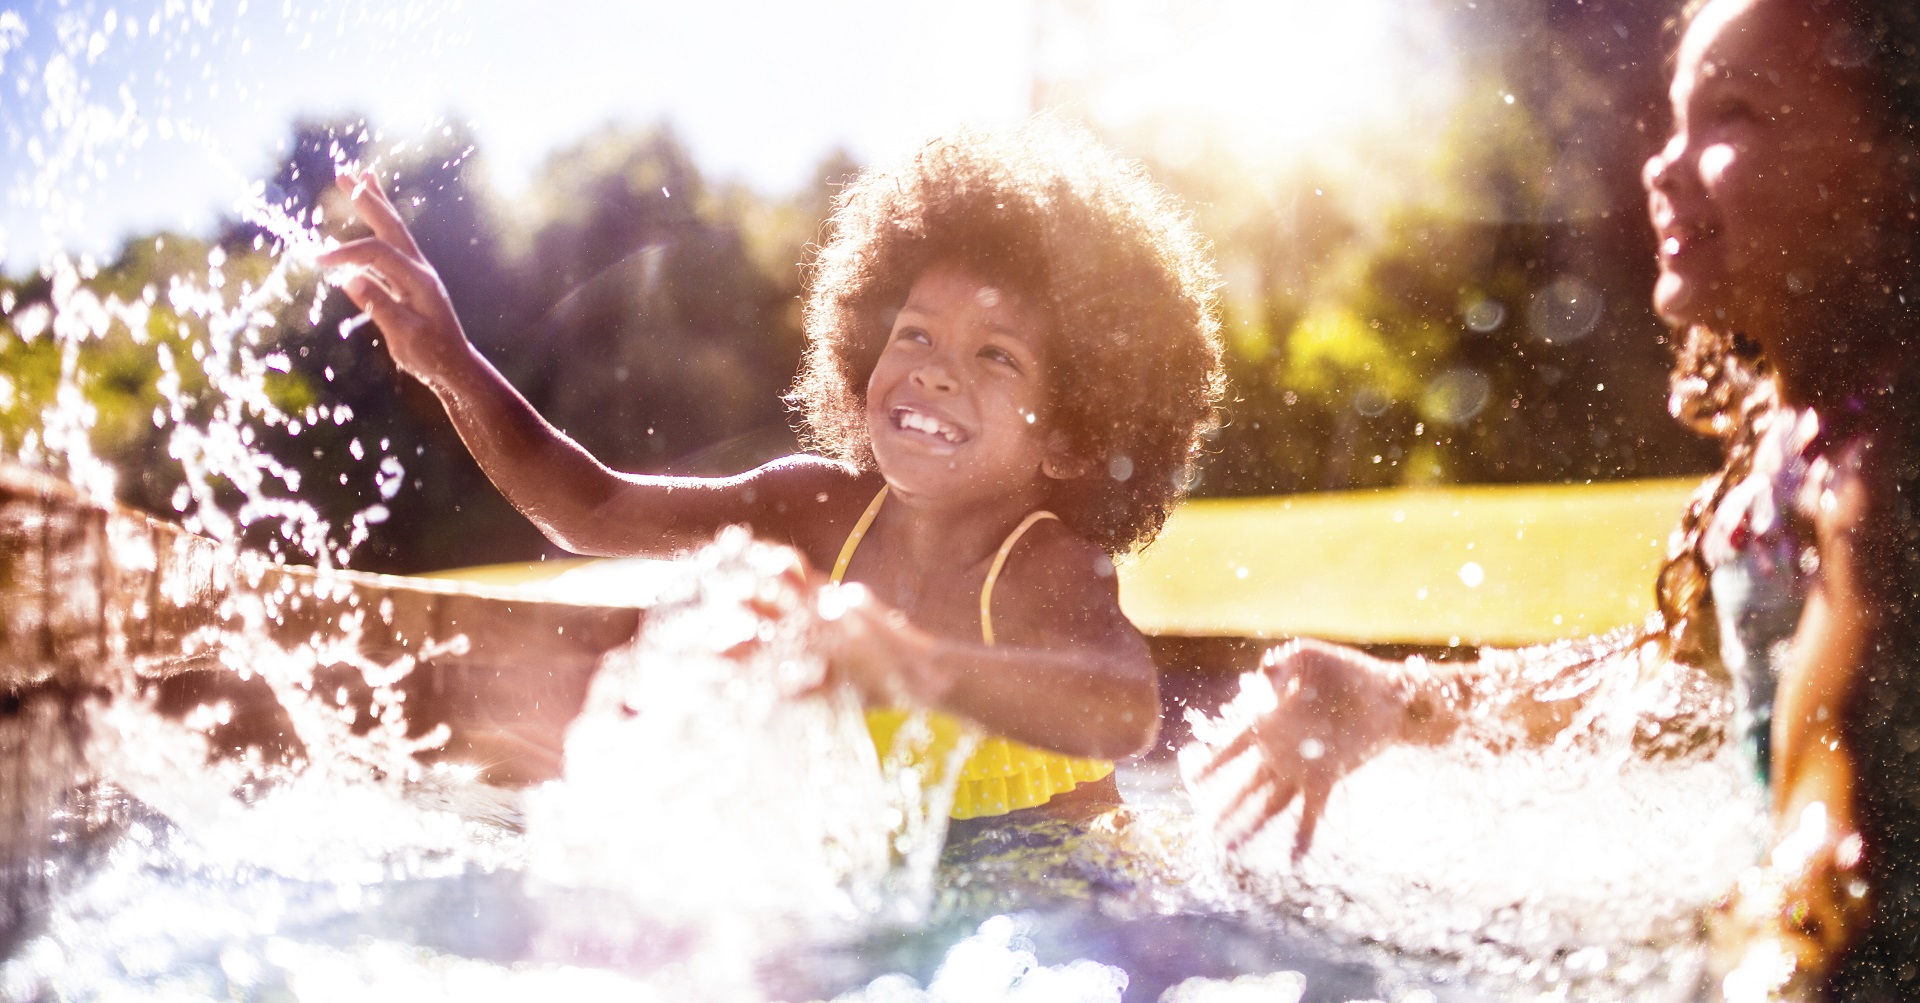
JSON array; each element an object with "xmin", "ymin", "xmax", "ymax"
[{"xmin": 1652, "ymin": 272, "xmax": 1707, "ymax": 328}]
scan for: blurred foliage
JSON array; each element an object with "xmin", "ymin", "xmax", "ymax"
[
  {"xmin": 1148, "ymin": 0, "xmax": 1717, "ymax": 498},
  {"xmin": 0, "ymin": 0, "xmax": 1719, "ymax": 571}
]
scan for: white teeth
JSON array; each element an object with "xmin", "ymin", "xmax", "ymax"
[
  {"xmin": 1662, "ymin": 236, "xmax": 1681, "ymax": 256},
  {"xmin": 896, "ymin": 408, "xmax": 961, "ymax": 443}
]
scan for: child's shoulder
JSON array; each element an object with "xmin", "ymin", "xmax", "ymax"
[
  {"xmin": 745, "ymin": 453, "xmax": 863, "ymax": 490},
  {"xmin": 738, "ymin": 454, "xmax": 886, "ymax": 561},
  {"xmin": 986, "ymin": 514, "xmax": 1144, "ymax": 651},
  {"xmin": 999, "ymin": 515, "xmax": 1127, "ymax": 606}
]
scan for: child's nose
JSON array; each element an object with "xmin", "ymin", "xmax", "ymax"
[
  {"xmin": 1642, "ymin": 134, "xmax": 1687, "ymax": 195},
  {"xmin": 1641, "ymin": 153, "xmax": 1667, "ymax": 194},
  {"xmin": 910, "ymin": 359, "xmax": 959, "ymax": 393}
]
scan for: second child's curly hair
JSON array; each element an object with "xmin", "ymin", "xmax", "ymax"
[{"xmin": 790, "ymin": 123, "xmax": 1224, "ymax": 555}]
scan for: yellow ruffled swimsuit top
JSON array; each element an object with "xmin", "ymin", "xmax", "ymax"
[{"xmin": 831, "ymin": 487, "xmax": 1115, "ymax": 820}]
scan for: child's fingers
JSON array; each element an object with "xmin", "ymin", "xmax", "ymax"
[
  {"xmin": 1217, "ymin": 768, "xmax": 1267, "ymax": 820},
  {"xmin": 1187, "ymin": 727, "xmax": 1257, "ymax": 782},
  {"xmin": 341, "ymin": 271, "xmax": 425, "ymax": 342},
  {"xmin": 1223, "ymin": 783, "xmax": 1289, "ymax": 853},
  {"xmin": 1222, "ymin": 766, "xmax": 1291, "ymax": 827},
  {"xmin": 334, "ymin": 170, "xmax": 425, "ymax": 260},
  {"xmin": 1291, "ymin": 778, "xmax": 1331, "ymax": 862},
  {"xmin": 336, "ymin": 272, "xmax": 377, "ymax": 310},
  {"xmin": 336, "ymin": 265, "xmax": 404, "ymax": 310},
  {"xmin": 319, "ymin": 238, "xmax": 435, "ymax": 304}
]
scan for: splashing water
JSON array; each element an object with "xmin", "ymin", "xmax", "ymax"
[
  {"xmin": 1, "ymin": 0, "xmax": 465, "ymax": 573},
  {"xmin": 3, "ymin": 527, "xmax": 959, "ymax": 1001},
  {"xmin": 523, "ymin": 529, "xmax": 938, "ymax": 974},
  {"xmin": 0, "ymin": 2, "xmax": 1775, "ymax": 999},
  {"xmin": 1183, "ymin": 637, "xmax": 1764, "ymax": 998}
]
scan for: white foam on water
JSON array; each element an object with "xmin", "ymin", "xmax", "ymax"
[
  {"xmin": 830, "ymin": 915, "xmax": 1129, "ymax": 1003},
  {"xmin": 1182, "ymin": 640, "xmax": 1766, "ymax": 998}
]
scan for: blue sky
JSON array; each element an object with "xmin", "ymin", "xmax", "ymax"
[{"xmin": 0, "ymin": 0, "xmax": 1433, "ymax": 273}]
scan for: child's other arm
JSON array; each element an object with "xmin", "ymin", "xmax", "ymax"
[
  {"xmin": 822, "ymin": 528, "xmax": 1160, "ymax": 761},
  {"xmin": 1760, "ymin": 438, "xmax": 1893, "ymax": 972},
  {"xmin": 317, "ymin": 172, "xmax": 844, "ymax": 556}
]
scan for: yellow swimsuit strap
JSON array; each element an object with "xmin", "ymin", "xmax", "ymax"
[
  {"xmin": 828, "ymin": 485, "xmax": 1059, "ymax": 645},
  {"xmin": 979, "ymin": 509, "xmax": 1060, "ymax": 645},
  {"xmin": 829, "ymin": 486, "xmax": 889, "ymax": 586}
]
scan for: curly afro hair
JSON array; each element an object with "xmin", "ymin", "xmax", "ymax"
[{"xmin": 791, "ymin": 123, "xmax": 1224, "ymax": 555}]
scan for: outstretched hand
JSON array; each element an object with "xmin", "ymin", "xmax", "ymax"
[
  {"xmin": 317, "ymin": 171, "xmax": 472, "ymax": 384},
  {"xmin": 1181, "ymin": 638, "xmax": 1424, "ymax": 861}
]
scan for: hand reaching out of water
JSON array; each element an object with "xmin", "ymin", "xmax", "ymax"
[
  {"xmin": 1183, "ymin": 638, "xmax": 1445, "ymax": 861},
  {"xmin": 727, "ymin": 552, "xmax": 947, "ymax": 707},
  {"xmin": 812, "ymin": 582, "xmax": 951, "ymax": 708},
  {"xmin": 317, "ymin": 171, "xmax": 472, "ymax": 385}
]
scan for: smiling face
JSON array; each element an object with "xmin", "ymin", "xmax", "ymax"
[
  {"xmin": 865, "ymin": 262, "xmax": 1060, "ymax": 506},
  {"xmin": 1643, "ymin": 0, "xmax": 1903, "ymax": 351}
]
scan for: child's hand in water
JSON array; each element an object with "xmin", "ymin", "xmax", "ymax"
[
  {"xmin": 724, "ymin": 555, "xmax": 946, "ymax": 707},
  {"xmin": 316, "ymin": 171, "xmax": 471, "ymax": 384},
  {"xmin": 812, "ymin": 582, "xmax": 952, "ymax": 709},
  {"xmin": 1182, "ymin": 639, "xmax": 1422, "ymax": 861}
]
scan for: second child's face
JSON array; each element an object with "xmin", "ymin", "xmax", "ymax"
[
  {"xmin": 866, "ymin": 262, "xmax": 1056, "ymax": 505},
  {"xmin": 1643, "ymin": 0, "xmax": 1898, "ymax": 341}
]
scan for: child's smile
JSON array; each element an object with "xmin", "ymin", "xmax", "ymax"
[
  {"xmin": 866, "ymin": 262, "xmax": 1057, "ymax": 504},
  {"xmin": 1642, "ymin": 0, "xmax": 1900, "ymax": 348},
  {"xmin": 891, "ymin": 404, "xmax": 968, "ymax": 449}
]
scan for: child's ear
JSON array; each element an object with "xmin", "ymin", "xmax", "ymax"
[{"xmin": 1041, "ymin": 431, "xmax": 1093, "ymax": 481}]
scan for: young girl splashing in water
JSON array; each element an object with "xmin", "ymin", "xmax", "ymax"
[
  {"xmin": 319, "ymin": 125, "xmax": 1224, "ymax": 824},
  {"xmin": 1190, "ymin": 0, "xmax": 1920, "ymax": 994}
]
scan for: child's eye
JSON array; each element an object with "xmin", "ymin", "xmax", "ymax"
[
  {"xmin": 894, "ymin": 326, "xmax": 932, "ymax": 346},
  {"xmin": 979, "ymin": 346, "xmax": 1022, "ymax": 372}
]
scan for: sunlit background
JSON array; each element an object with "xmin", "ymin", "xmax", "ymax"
[
  {"xmin": 0, "ymin": 5, "xmax": 1768, "ymax": 999},
  {"xmin": 0, "ymin": 0, "xmax": 1710, "ymax": 574},
  {"xmin": 4, "ymin": 0, "xmax": 1457, "ymax": 267}
]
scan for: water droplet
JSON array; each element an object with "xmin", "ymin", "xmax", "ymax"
[
  {"xmin": 1421, "ymin": 368, "xmax": 1491, "ymax": 426},
  {"xmin": 1527, "ymin": 275, "xmax": 1603, "ymax": 345},
  {"xmin": 1462, "ymin": 298, "xmax": 1506, "ymax": 333},
  {"xmin": 1353, "ymin": 386, "xmax": 1391, "ymax": 418}
]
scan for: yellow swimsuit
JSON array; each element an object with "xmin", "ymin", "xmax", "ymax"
[{"xmin": 831, "ymin": 487, "xmax": 1115, "ymax": 820}]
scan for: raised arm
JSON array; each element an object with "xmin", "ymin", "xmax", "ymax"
[{"xmin": 316, "ymin": 172, "xmax": 845, "ymax": 557}]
